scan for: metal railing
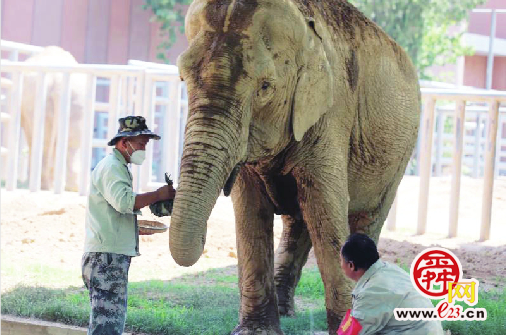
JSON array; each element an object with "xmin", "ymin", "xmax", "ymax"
[
  {"xmin": 1, "ymin": 44, "xmax": 188, "ymax": 196},
  {"xmin": 388, "ymin": 88, "xmax": 506, "ymax": 241},
  {"xmin": 2, "ymin": 40, "xmax": 506, "ymax": 242}
]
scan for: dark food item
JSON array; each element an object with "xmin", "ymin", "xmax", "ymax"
[{"xmin": 149, "ymin": 173, "xmax": 174, "ymax": 217}]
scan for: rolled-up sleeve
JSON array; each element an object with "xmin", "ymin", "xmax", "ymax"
[{"xmin": 94, "ymin": 162, "xmax": 135, "ymax": 214}]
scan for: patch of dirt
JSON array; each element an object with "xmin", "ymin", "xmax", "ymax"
[{"xmin": 1, "ymin": 175, "xmax": 505, "ymax": 294}]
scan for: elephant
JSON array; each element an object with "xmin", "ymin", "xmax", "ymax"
[
  {"xmin": 20, "ymin": 46, "xmax": 86, "ymax": 191},
  {"xmin": 170, "ymin": 0, "xmax": 420, "ymax": 333}
]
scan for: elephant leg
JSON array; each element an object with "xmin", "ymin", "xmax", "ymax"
[
  {"xmin": 294, "ymin": 167, "xmax": 353, "ymax": 334},
  {"xmin": 231, "ymin": 168, "xmax": 283, "ymax": 335},
  {"xmin": 274, "ymin": 214, "xmax": 312, "ymax": 316}
]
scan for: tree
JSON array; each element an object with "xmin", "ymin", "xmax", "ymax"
[
  {"xmin": 143, "ymin": 0, "xmax": 193, "ymax": 63},
  {"xmin": 350, "ymin": 0, "xmax": 487, "ymax": 79}
]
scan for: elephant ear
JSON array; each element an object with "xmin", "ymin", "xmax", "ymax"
[{"xmin": 292, "ymin": 17, "xmax": 334, "ymax": 142}]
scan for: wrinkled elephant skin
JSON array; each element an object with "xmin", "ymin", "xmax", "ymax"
[{"xmin": 171, "ymin": 0, "xmax": 421, "ymax": 334}]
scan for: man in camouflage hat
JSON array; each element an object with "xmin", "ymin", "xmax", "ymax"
[{"xmin": 82, "ymin": 116, "xmax": 175, "ymax": 334}]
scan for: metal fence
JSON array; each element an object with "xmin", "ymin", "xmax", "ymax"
[
  {"xmin": 2, "ymin": 40, "xmax": 506, "ymax": 242},
  {"xmin": 1, "ymin": 40, "xmax": 188, "ymax": 196}
]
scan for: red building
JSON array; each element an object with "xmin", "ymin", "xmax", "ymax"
[{"xmin": 1, "ymin": 0, "xmax": 188, "ymax": 64}]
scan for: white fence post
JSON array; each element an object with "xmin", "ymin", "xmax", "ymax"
[
  {"xmin": 29, "ymin": 72, "xmax": 48, "ymax": 192},
  {"xmin": 53, "ymin": 73, "xmax": 72, "ymax": 194},
  {"xmin": 435, "ymin": 110, "xmax": 445, "ymax": 176},
  {"xmin": 131, "ymin": 73, "xmax": 145, "ymax": 193},
  {"xmin": 449, "ymin": 100, "xmax": 466, "ymax": 238},
  {"xmin": 6, "ymin": 73, "xmax": 23, "ymax": 190},
  {"xmin": 480, "ymin": 100, "xmax": 500, "ymax": 241},
  {"xmin": 107, "ymin": 75, "xmax": 121, "ymax": 155},
  {"xmin": 164, "ymin": 79, "xmax": 182, "ymax": 183},
  {"xmin": 417, "ymin": 98, "xmax": 436, "ymax": 235},
  {"xmin": 140, "ymin": 74, "xmax": 155, "ymax": 191},
  {"xmin": 472, "ymin": 113, "xmax": 482, "ymax": 178},
  {"xmin": 79, "ymin": 74, "xmax": 97, "ymax": 196},
  {"xmin": 386, "ymin": 194, "xmax": 398, "ymax": 231}
]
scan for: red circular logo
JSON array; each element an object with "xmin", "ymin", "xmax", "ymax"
[{"xmin": 410, "ymin": 248, "xmax": 462, "ymax": 298}]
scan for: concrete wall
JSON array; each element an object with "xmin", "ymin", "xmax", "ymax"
[{"xmin": 1, "ymin": 0, "xmax": 189, "ymax": 65}]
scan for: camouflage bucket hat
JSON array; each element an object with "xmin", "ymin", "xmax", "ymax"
[{"xmin": 107, "ymin": 115, "xmax": 161, "ymax": 146}]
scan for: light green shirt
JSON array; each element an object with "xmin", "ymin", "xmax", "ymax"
[
  {"xmin": 352, "ymin": 259, "xmax": 444, "ymax": 335},
  {"xmin": 84, "ymin": 148, "xmax": 140, "ymax": 256}
]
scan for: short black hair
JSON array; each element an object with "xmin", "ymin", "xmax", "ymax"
[{"xmin": 341, "ymin": 233, "xmax": 379, "ymax": 271}]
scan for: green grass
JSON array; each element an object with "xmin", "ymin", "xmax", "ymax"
[
  {"xmin": 1, "ymin": 267, "xmax": 327, "ymax": 335},
  {"xmin": 435, "ymin": 288, "xmax": 506, "ymax": 335},
  {"xmin": 2, "ymin": 265, "xmax": 504, "ymax": 334}
]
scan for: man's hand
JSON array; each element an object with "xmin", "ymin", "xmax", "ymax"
[
  {"xmin": 134, "ymin": 185, "xmax": 175, "ymax": 211},
  {"xmin": 156, "ymin": 184, "xmax": 176, "ymax": 201}
]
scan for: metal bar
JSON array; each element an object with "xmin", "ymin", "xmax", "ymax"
[
  {"xmin": 422, "ymin": 90, "xmax": 506, "ymax": 102},
  {"xmin": 1, "ymin": 62, "xmax": 144, "ymax": 75},
  {"xmin": 1, "ymin": 39, "xmax": 44, "ymax": 54},
  {"xmin": 53, "ymin": 73, "xmax": 72, "ymax": 194},
  {"xmin": 417, "ymin": 98, "xmax": 436, "ymax": 235},
  {"xmin": 449, "ymin": 100, "xmax": 466, "ymax": 238},
  {"xmin": 486, "ymin": 10, "xmax": 497, "ymax": 90},
  {"xmin": 480, "ymin": 101, "xmax": 500, "ymax": 241},
  {"xmin": 29, "ymin": 72, "xmax": 48, "ymax": 192},
  {"xmin": 79, "ymin": 74, "xmax": 97, "ymax": 196},
  {"xmin": 6, "ymin": 73, "xmax": 23, "ymax": 190}
]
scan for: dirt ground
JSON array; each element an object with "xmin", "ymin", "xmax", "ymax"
[{"xmin": 1, "ymin": 175, "xmax": 505, "ymax": 294}]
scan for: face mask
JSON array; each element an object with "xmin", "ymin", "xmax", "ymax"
[{"xmin": 127, "ymin": 141, "xmax": 146, "ymax": 165}]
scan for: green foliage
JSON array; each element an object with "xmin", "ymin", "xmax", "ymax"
[
  {"xmin": 143, "ymin": 0, "xmax": 193, "ymax": 63},
  {"xmin": 350, "ymin": 0, "xmax": 487, "ymax": 79}
]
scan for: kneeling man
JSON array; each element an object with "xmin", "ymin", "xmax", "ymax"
[{"xmin": 338, "ymin": 233, "xmax": 444, "ymax": 335}]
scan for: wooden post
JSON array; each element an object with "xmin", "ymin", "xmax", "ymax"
[
  {"xmin": 29, "ymin": 72, "xmax": 48, "ymax": 192},
  {"xmin": 449, "ymin": 100, "xmax": 466, "ymax": 238},
  {"xmin": 480, "ymin": 100, "xmax": 500, "ymax": 241},
  {"xmin": 6, "ymin": 73, "xmax": 23, "ymax": 191},
  {"xmin": 417, "ymin": 98, "xmax": 436, "ymax": 235},
  {"xmin": 386, "ymin": 194, "xmax": 398, "ymax": 231},
  {"xmin": 53, "ymin": 73, "xmax": 72, "ymax": 194},
  {"xmin": 79, "ymin": 74, "xmax": 96, "ymax": 196}
]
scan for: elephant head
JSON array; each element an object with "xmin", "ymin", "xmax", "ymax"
[{"xmin": 170, "ymin": 0, "xmax": 335, "ymax": 266}]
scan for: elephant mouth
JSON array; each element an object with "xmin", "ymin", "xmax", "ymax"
[{"xmin": 223, "ymin": 163, "xmax": 242, "ymax": 196}]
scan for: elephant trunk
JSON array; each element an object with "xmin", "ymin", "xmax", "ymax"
[{"xmin": 169, "ymin": 104, "xmax": 243, "ymax": 266}]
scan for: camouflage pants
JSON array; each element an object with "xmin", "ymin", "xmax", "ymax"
[{"xmin": 82, "ymin": 252, "xmax": 132, "ymax": 335}]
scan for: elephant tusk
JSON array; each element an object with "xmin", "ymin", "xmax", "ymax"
[{"xmin": 223, "ymin": 164, "xmax": 242, "ymax": 197}]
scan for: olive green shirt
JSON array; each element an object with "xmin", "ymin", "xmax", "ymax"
[
  {"xmin": 84, "ymin": 149, "xmax": 140, "ymax": 256},
  {"xmin": 352, "ymin": 259, "xmax": 444, "ymax": 335}
]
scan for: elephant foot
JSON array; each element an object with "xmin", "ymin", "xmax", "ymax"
[
  {"xmin": 277, "ymin": 302, "xmax": 295, "ymax": 317},
  {"xmin": 231, "ymin": 325, "xmax": 284, "ymax": 335}
]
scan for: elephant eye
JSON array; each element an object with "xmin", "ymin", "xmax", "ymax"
[{"xmin": 261, "ymin": 81, "xmax": 270, "ymax": 90}]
